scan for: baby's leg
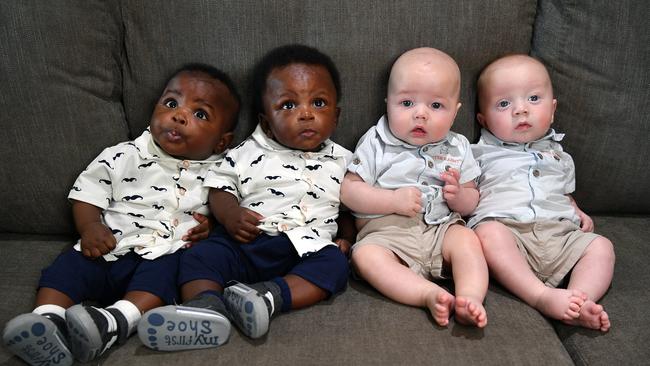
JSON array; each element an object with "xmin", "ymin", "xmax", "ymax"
[
  {"xmin": 352, "ymin": 244, "xmax": 454, "ymax": 326},
  {"xmin": 475, "ymin": 222, "xmax": 585, "ymax": 321},
  {"xmin": 564, "ymin": 237, "xmax": 615, "ymax": 331},
  {"xmin": 442, "ymin": 225, "xmax": 488, "ymax": 327}
]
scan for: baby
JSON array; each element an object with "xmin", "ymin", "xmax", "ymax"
[
  {"xmin": 341, "ymin": 47, "xmax": 488, "ymax": 327},
  {"xmin": 469, "ymin": 54, "xmax": 615, "ymax": 331},
  {"xmin": 2, "ymin": 63, "xmax": 239, "ymax": 365}
]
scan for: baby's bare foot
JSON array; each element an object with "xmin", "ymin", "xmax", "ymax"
[
  {"xmin": 425, "ymin": 289, "xmax": 455, "ymax": 326},
  {"xmin": 455, "ymin": 296, "xmax": 487, "ymax": 328},
  {"xmin": 563, "ymin": 300, "xmax": 610, "ymax": 332},
  {"xmin": 535, "ymin": 288, "xmax": 586, "ymax": 321}
]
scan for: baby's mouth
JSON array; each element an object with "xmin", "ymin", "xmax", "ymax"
[
  {"xmin": 515, "ymin": 122, "xmax": 532, "ymax": 131},
  {"xmin": 411, "ymin": 127, "xmax": 427, "ymax": 136},
  {"xmin": 166, "ymin": 129, "xmax": 183, "ymax": 142},
  {"xmin": 300, "ymin": 129, "xmax": 318, "ymax": 138}
]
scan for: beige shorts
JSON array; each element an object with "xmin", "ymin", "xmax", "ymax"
[
  {"xmin": 481, "ymin": 218, "xmax": 600, "ymax": 287},
  {"xmin": 353, "ymin": 213, "xmax": 464, "ymax": 280}
]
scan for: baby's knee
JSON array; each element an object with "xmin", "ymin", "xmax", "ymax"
[{"xmin": 587, "ymin": 237, "xmax": 616, "ymax": 263}]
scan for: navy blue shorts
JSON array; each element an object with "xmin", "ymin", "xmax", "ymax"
[
  {"xmin": 179, "ymin": 228, "xmax": 349, "ymax": 296},
  {"xmin": 39, "ymin": 249, "xmax": 182, "ymax": 305}
]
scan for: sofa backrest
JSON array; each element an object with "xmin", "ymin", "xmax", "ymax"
[{"xmin": 0, "ymin": 0, "xmax": 647, "ymax": 236}]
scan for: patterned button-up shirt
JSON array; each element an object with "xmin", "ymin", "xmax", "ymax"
[
  {"xmin": 205, "ymin": 125, "xmax": 352, "ymax": 257},
  {"xmin": 69, "ymin": 129, "xmax": 222, "ymax": 261}
]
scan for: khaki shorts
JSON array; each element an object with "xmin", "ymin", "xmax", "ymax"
[
  {"xmin": 353, "ymin": 213, "xmax": 464, "ymax": 280},
  {"xmin": 481, "ymin": 218, "xmax": 600, "ymax": 287}
]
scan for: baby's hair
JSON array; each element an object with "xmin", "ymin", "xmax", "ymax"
[
  {"xmin": 251, "ymin": 44, "xmax": 341, "ymax": 118},
  {"xmin": 167, "ymin": 63, "xmax": 241, "ymax": 131}
]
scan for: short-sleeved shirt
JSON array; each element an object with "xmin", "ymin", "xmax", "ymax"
[
  {"xmin": 467, "ymin": 128, "xmax": 579, "ymax": 228},
  {"xmin": 347, "ymin": 115, "xmax": 480, "ymax": 225},
  {"xmin": 68, "ymin": 129, "xmax": 222, "ymax": 261},
  {"xmin": 204, "ymin": 124, "xmax": 352, "ymax": 257}
]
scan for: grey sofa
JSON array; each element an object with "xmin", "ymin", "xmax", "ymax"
[{"xmin": 1, "ymin": 1, "xmax": 648, "ymax": 365}]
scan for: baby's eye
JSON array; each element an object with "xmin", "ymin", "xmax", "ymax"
[
  {"xmin": 401, "ymin": 100, "xmax": 413, "ymax": 107},
  {"xmin": 164, "ymin": 99, "xmax": 178, "ymax": 108},
  {"xmin": 497, "ymin": 100, "xmax": 510, "ymax": 109},
  {"xmin": 313, "ymin": 99, "xmax": 326, "ymax": 108},
  {"xmin": 194, "ymin": 110, "xmax": 208, "ymax": 120},
  {"xmin": 281, "ymin": 101, "xmax": 296, "ymax": 110},
  {"xmin": 528, "ymin": 95, "xmax": 540, "ymax": 102},
  {"xmin": 431, "ymin": 102, "xmax": 442, "ymax": 109}
]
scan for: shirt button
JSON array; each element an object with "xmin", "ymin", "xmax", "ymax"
[
  {"xmin": 178, "ymin": 188, "xmax": 186, "ymax": 196},
  {"xmin": 537, "ymin": 153, "xmax": 543, "ymax": 159},
  {"xmin": 172, "ymin": 218, "xmax": 179, "ymax": 227},
  {"xmin": 533, "ymin": 169, "xmax": 540, "ymax": 177},
  {"xmin": 182, "ymin": 160, "xmax": 190, "ymax": 168},
  {"xmin": 427, "ymin": 161, "xmax": 434, "ymax": 168},
  {"xmin": 422, "ymin": 146, "xmax": 429, "ymax": 152},
  {"xmin": 421, "ymin": 181, "xmax": 429, "ymax": 186},
  {"xmin": 303, "ymin": 153, "xmax": 313, "ymax": 159},
  {"xmin": 352, "ymin": 158, "xmax": 361, "ymax": 165}
]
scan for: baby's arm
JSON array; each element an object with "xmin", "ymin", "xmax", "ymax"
[
  {"xmin": 340, "ymin": 172, "xmax": 421, "ymax": 217},
  {"xmin": 441, "ymin": 168, "xmax": 479, "ymax": 216},
  {"xmin": 72, "ymin": 200, "xmax": 116, "ymax": 258},
  {"xmin": 568, "ymin": 195, "xmax": 594, "ymax": 232},
  {"xmin": 209, "ymin": 188, "xmax": 264, "ymax": 243}
]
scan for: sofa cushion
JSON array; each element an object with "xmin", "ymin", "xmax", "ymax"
[
  {"xmin": 0, "ymin": 0, "xmax": 128, "ymax": 235},
  {"xmin": 0, "ymin": 235, "xmax": 573, "ymax": 365},
  {"xmin": 532, "ymin": 0, "xmax": 650, "ymax": 214},
  {"xmin": 120, "ymin": 0, "xmax": 537, "ymax": 151}
]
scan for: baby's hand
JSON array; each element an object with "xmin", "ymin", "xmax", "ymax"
[
  {"xmin": 393, "ymin": 186, "xmax": 422, "ymax": 217},
  {"xmin": 182, "ymin": 212, "xmax": 213, "ymax": 247},
  {"xmin": 576, "ymin": 209, "xmax": 594, "ymax": 232},
  {"xmin": 441, "ymin": 168, "xmax": 463, "ymax": 203},
  {"xmin": 79, "ymin": 222, "xmax": 116, "ymax": 258},
  {"xmin": 334, "ymin": 237, "xmax": 352, "ymax": 256},
  {"xmin": 222, "ymin": 206, "xmax": 264, "ymax": 243}
]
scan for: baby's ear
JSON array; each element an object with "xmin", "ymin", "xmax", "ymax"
[
  {"xmin": 551, "ymin": 99, "xmax": 558, "ymax": 123},
  {"xmin": 258, "ymin": 113, "xmax": 273, "ymax": 137},
  {"xmin": 476, "ymin": 113, "xmax": 487, "ymax": 127},
  {"xmin": 214, "ymin": 132, "xmax": 234, "ymax": 154}
]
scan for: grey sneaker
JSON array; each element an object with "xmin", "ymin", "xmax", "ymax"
[
  {"xmin": 3, "ymin": 313, "xmax": 73, "ymax": 366},
  {"xmin": 65, "ymin": 305, "xmax": 127, "ymax": 362},
  {"xmin": 223, "ymin": 282, "xmax": 274, "ymax": 339},
  {"xmin": 138, "ymin": 305, "xmax": 231, "ymax": 351}
]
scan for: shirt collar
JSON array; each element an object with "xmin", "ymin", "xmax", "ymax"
[
  {"xmin": 376, "ymin": 114, "xmax": 459, "ymax": 148},
  {"xmin": 479, "ymin": 128, "xmax": 564, "ymax": 148},
  {"xmin": 250, "ymin": 124, "xmax": 344, "ymax": 157},
  {"xmin": 134, "ymin": 128, "xmax": 224, "ymax": 162}
]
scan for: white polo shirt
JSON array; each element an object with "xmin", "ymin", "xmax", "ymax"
[
  {"xmin": 347, "ymin": 115, "xmax": 480, "ymax": 225},
  {"xmin": 68, "ymin": 129, "xmax": 221, "ymax": 261},
  {"xmin": 204, "ymin": 124, "xmax": 352, "ymax": 257},
  {"xmin": 467, "ymin": 128, "xmax": 579, "ymax": 228}
]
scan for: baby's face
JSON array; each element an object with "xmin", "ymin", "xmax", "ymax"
[
  {"xmin": 260, "ymin": 63, "xmax": 339, "ymax": 152},
  {"xmin": 386, "ymin": 50, "xmax": 461, "ymax": 146},
  {"xmin": 477, "ymin": 57, "xmax": 557, "ymax": 143},
  {"xmin": 149, "ymin": 71, "xmax": 236, "ymax": 160}
]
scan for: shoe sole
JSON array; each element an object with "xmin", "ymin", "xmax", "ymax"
[
  {"xmin": 223, "ymin": 283, "xmax": 270, "ymax": 339},
  {"xmin": 65, "ymin": 304, "xmax": 106, "ymax": 362},
  {"xmin": 3, "ymin": 313, "xmax": 73, "ymax": 366},
  {"xmin": 138, "ymin": 305, "xmax": 231, "ymax": 351}
]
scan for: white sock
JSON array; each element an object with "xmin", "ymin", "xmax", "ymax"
[
  {"xmin": 107, "ymin": 300, "xmax": 141, "ymax": 337},
  {"xmin": 33, "ymin": 304, "xmax": 66, "ymax": 319}
]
